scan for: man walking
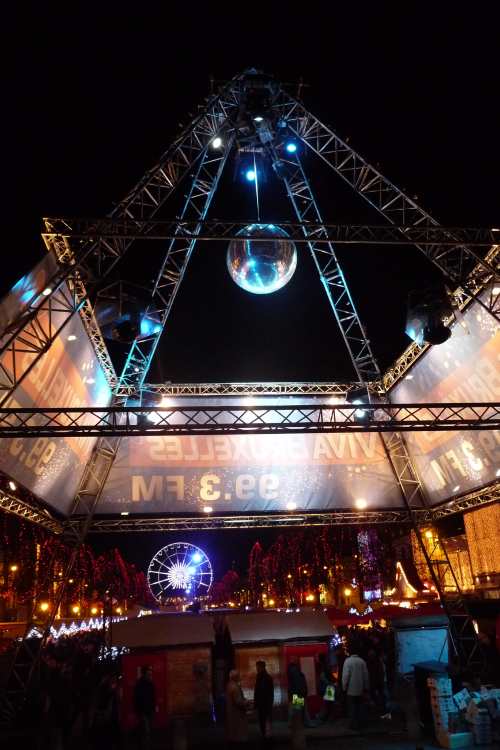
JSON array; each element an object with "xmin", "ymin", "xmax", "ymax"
[
  {"xmin": 253, "ymin": 660, "xmax": 274, "ymax": 741},
  {"xmin": 342, "ymin": 641, "xmax": 369, "ymax": 730}
]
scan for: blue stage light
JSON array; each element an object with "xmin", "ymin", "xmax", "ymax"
[
  {"xmin": 285, "ymin": 142, "xmax": 297, "ymax": 153},
  {"xmin": 245, "ymin": 169, "xmax": 256, "ymax": 182}
]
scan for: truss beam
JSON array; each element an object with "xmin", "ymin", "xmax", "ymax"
[
  {"xmin": 41, "ymin": 218, "xmax": 500, "ymax": 249},
  {"xmin": 274, "ymin": 149, "xmax": 380, "ymax": 381},
  {"xmin": 115, "ymin": 380, "xmax": 384, "ymax": 399},
  {"xmin": 87, "ymin": 509, "xmax": 415, "ymax": 532},
  {"xmin": 275, "ymin": 91, "xmax": 499, "ymax": 298},
  {"xmin": 2, "ymin": 481, "xmax": 496, "ymax": 534},
  {"xmin": 383, "ymin": 245, "xmax": 500, "ymax": 390},
  {"xmin": 0, "ymin": 81, "xmax": 240, "ymax": 407},
  {"xmin": 0, "ymin": 488, "xmax": 62, "ymax": 533},
  {"xmin": 0, "ymin": 402, "xmax": 497, "ymax": 437},
  {"xmin": 117, "ymin": 142, "xmax": 233, "ymax": 391}
]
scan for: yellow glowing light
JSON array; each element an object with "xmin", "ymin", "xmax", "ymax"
[
  {"xmin": 268, "ymin": 599, "xmax": 275, "ymax": 606},
  {"xmin": 68, "ymin": 579, "xmax": 74, "ymax": 583},
  {"xmin": 306, "ymin": 594, "xmax": 315, "ymax": 602},
  {"xmin": 229, "ymin": 601, "xmax": 235, "ymax": 607},
  {"xmin": 91, "ymin": 607, "xmax": 98, "ymax": 615},
  {"xmin": 72, "ymin": 605, "xmax": 80, "ymax": 614},
  {"xmin": 355, "ymin": 498, "xmax": 367, "ymax": 510},
  {"xmin": 116, "ymin": 607, "xmax": 122, "ymax": 615},
  {"xmin": 287, "ymin": 573, "xmax": 292, "ymax": 579},
  {"xmin": 9, "ymin": 564, "xmax": 18, "ymax": 572},
  {"xmin": 323, "ymin": 566, "xmax": 328, "ymax": 570},
  {"xmin": 396, "ymin": 561, "xmax": 419, "ymax": 595},
  {"xmin": 425, "ymin": 530, "xmax": 433, "ymax": 539},
  {"xmin": 344, "ymin": 587, "xmax": 352, "ymax": 597},
  {"xmin": 262, "ymin": 593, "xmax": 267, "ymax": 599},
  {"xmin": 40, "ymin": 602, "xmax": 49, "ymax": 612}
]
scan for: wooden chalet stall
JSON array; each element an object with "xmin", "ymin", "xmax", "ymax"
[
  {"xmin": 113, "ymin": 613, "xmax": 214, "ymax": 729},
  {"xmin": 112, "ymin": 609, "xmax": 336, "ymax": 725},
  {"xmin": 226, "ymin": 610, "xmax": 335, "ymax": 715}
]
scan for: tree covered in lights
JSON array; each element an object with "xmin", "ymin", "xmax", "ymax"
[{"xmin": 0, "ymin": 511, "xmax": 154, "ymax": 619}]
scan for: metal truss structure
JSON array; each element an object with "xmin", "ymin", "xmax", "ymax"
[
  {"xmin": 0, "ymin": 487, "xmax": 62, "ymax": 533},
  {"xmin": 117, "ymin": 380, "xmax": 384, "ymax": 399},
  {"xmin": 42, "ymin": 217, "xmax": 500, "ymax": 248},
  {"xmin": 90, "ymin": 509, "xmax": 415, "ymax": 532},
  {"xmin": 0, "ymin": 402, "xmax": 498, "ymax": 438},
  {"xmin": 274, "ymin": 90, "xmax": 499, "ymax": 309},
  {"xmin": 0, "ymin": 76, "xmax": 242, "ymax": 405},
  {"xmin": 2, "ymin": 70, "xmax": 498, "ymax": 693},
  {"xmin": 383, "ymin": 244, "xmax": 500, "ymax": 389}
]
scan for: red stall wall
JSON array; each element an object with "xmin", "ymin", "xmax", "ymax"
[
  {"xmin": 283, "ymin": 642, "xmax": 328, "ymax": 716},
  {"xmin": 121, "ymin": 651, "xmax": 168, "ymax": 730}
]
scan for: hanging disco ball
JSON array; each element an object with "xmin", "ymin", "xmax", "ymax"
[{"xmin": 227, "ymin": 223, "xmax": 297, "ymax": 295}]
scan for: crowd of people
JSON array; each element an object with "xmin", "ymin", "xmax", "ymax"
[{"xmin": 224, "ymin": 625, "xmax": 396, "ymax": 745}]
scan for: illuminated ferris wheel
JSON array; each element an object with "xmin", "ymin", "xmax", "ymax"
[{"xmin": 147, "ymin": 542, "xmax": 213, "ymax": 601}]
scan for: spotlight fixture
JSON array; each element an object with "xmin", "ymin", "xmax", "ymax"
[
  {"xmin": 245, "ymin": 169, "xmax": 256, "ymax": 182},
  {"xmin": 346, "ymin": 386, "xmax": 370, "ymax": 422},
  {"xmin": 355, "ymin": 498, "xmax": 367, "ymax": 510},
  {"xmin": 253, "ymin": 116, "xmax": 264, "ymax": 123},
  {"xmin": 67, "ymin": 334, "xmax": 77, "ymax": 342},
  {"xmin": 405, "ymin": 286, "xmax": 453, "ymax": 346},
  {"xmin": 285, "ymin": 142, "xmax": 297, "ymax": 153},
  {"xmin": 211, "ymin": 136, "xmax": 223, "ymax": 148},
  {"xmin": 286, "ymin": 501, "xmax": 297, "ymax": 511},
  {"xmin": 42, "ymin": 287, "xmax": 52, "ymax": 296},
  {"xmin": 203, "ymin": 506, "xmax": 213, "ymax": 513},
  {"xmin": 8, "ymin": 480, "xmax": 17, "ymax": 492}
]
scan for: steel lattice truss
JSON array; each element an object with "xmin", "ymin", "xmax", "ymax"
[
  {"xmin": 116, "ymin": 380, "xmax": 385, "ymax": 399},
  {"xmin": 0, "ymin": 402, "xmax": 498, "ymax": 437},
  {"xmin": 42, "ymin": 217, "xmax": 500, "ymax": 248},
  {"xmin": 0, "ymin": 488, "xmax": 62, "ymax": 533},
  {"xmin": 2, "ymin": 70, "xmax": 497, "ymax": 690}
]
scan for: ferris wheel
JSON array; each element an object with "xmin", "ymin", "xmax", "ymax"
[{"xmin": 147, "ymin": 542, "xmax": 213, "ymax": 601}]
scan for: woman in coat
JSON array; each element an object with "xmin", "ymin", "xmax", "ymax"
[{"xmin": 225, "ymin": 670, "xmax": 249, "ymax": 744}]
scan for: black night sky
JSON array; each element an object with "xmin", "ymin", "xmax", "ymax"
[{"xmin": 6, "ymin": 9, "xmax": 499, "ymax": 577}]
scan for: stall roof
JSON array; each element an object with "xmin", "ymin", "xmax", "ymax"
[
  {"xmin": 112, "ymin": 612, "xmax": 214, "ymax": 648},
  {"xmin": 111, "ymin": 609, "xmax": 334, "ymax": 649},
  {"xmin": 225, "ymin": 610, "xmax": 333, "ymax": 644}
]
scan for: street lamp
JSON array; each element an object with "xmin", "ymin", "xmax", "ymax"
[
  {"xmin": 40, "ymin": 602, "xmax": 49, "ymax": 612},
  {"xmin": 9, "ymin": 564, "xmax": 18, "ymax": 572}
]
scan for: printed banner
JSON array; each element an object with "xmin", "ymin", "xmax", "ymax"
[
  {"xmin": 0, "ymin": 280, "xmax": 112, "ymax": 514},
  {"xmin": 0, "ymin": 254, "xmax": 58, "ymax": 339},
  {"xmin": 99, "ymin": 413, "xmax": 404, "ymax": 513},
  {"xmin": 391, "ymin": 294, "xmax": 499, "ymax": 504}
]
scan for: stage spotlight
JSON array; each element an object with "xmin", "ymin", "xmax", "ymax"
[
  {"xmin": 203, "ymin": 506, "xmax": 213, "ymax": 513},
  {"xmin": 355, "ymin": 498, "xmax": 367, "ymax": 510},
  {"xmin": 253, "ymin": 116, "xmax": 264, "ymax": 122},
  {"xmin": 285, "ymin": 142, "xmax": 297, "ymax": 153},
  {"xmin": 245, "ymin": 169, "xmax": 256, "ymax": 182},
  {"xmin": 212, "ymin": 136, "xmax": 222, "ymax": 148},
  {"xmin": 8, "ymin": 480, "xmax": 17, "ymax": 491},
  {"xmin": 347, "ymin": 387, "xmax": 370, "ymax": 422},
  {"xmin": 406, "ymin": 287, "xmax": 453, "ymax": 346}
]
